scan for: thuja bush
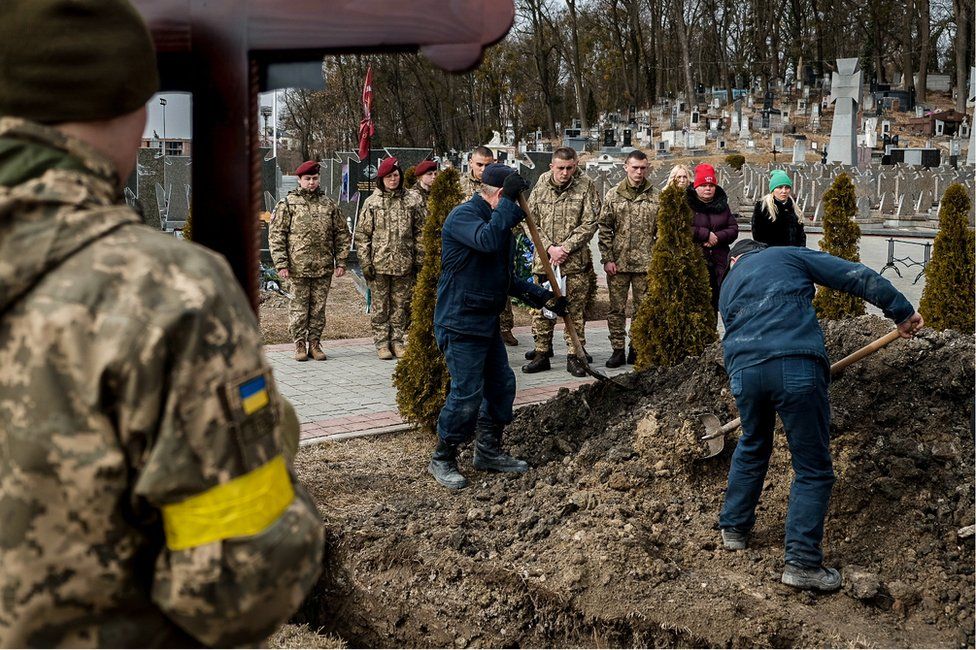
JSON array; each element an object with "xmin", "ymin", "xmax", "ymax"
[
  {"xmin": 813, "ymin": 173, "xmax": 865, "ymax": 319},
  {"xmin": 392, "ymin": 167, "xmax": 463, "ymax": 435},
  {"xmin": 403, "ymin": 165, "xmax": 417, "ymax": 189},
  {"xmin": 630, "ymin": 182, "xmax": 716, "ymax": 370},
  {"xmin": 724, "ymin": 154, "xmax": 745, "ymax": 171},
  {"xmin": 919, "ymin": 184, "xmax": 975, "ymax": 332}
]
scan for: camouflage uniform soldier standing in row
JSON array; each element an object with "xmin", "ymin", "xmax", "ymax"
[
  {"xmin": 355, "ymin": 156, "xmax": 424, "ymax": 359},
  {"xmin": 522, "ymin": 147, "xmax": 600, "ymax": 377},
  {"xmin": 0, "ymin": 1, "xmax": 323, "ymax": 647},
  {"xmin": 412, "ymin": 159, "xmax": 438, "ymax": 211},
  {"xmin": 598, "ymin": 150, "xmax": 658, "ymax": 368},
  {"xmin": 270, "ymin": 160, "xmax": 350, "ymax": 361}
]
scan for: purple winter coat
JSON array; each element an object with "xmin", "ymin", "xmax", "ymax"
[{"xmin": 687, "ymin": 185, "xmax": 739, "ymax": 285}]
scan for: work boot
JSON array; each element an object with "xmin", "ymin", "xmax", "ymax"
[
  {"xmin": 524, "ymin": 344, "xmax": 554, "ymax": 360},
  {"xmin": 308, "ymin": 340, "xmax": 327, "ymax": 361},
  {"xmin": 627, "ymin": 346, "xmax": 637, "ymax": 365},
  {"xmin": 392, "ymin": 342, "xmax": 407, "ymax": 357},
  {"xmin": 521, "ymin": 354, "xmax": 551, "ymax": 373},
  {"xmin": 721, "ymin": 527, "xmax": 748, "ymax": 550},
  {"xmin": 294, "ymin": 341, "xmax": 309, "ymax": 362},
  {"xmin": 377, "ymin": 346, "xmax": 394, "ymax": 360},
  {"xmin": 566, "ymin": 354, "xmax": 587, "ymax": 377},
  {"xmin": 781, "ymin": 564, "xmax": 842, "ymax": 592},
  {"xmin": 605, "ymin": 348, "xmax": 626, "ymax": 368},
  {"xmin": 473, "ymin": 418, "xmax": 528, "ymax": 473},
  {"xmin": 501, "ymin": 330, "xmax": 519, "ymax": 346},
  {"xmin": 428, "ymin": 440, "xmax": 469, "ymax": 489}
]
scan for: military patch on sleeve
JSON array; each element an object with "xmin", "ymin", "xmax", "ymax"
[
  {"xmin": 220, "ymin": 369, "xmax": 281, "ymax": 469},
  {"xmin": 239, "ymin": 375, "xmax": 270, "ymax": 416}
]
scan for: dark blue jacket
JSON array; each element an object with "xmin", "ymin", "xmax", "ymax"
[
  {"xmin": 435, "ymin": 194, "xmax": 551, "ymax": 338},
  {"xmin": 719, "ymin": 247, "xmax": 915, "ymax": 376}
]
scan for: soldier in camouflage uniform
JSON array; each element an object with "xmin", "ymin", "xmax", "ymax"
[
  {"xmin": 460, "ymin": 146, "xmax": 520, "ymax": 346},
  {"xmin": 270, "ymin": 160, "xmax": 350, "ymax": 362},
  {"xmin": 411, "ymin": 159, "xmax": 437, "ymax": 231},
  {"xmin": 521, "ymin": 147, "xmax": 600, "ymax": 377},
  {"xmin": 355, "ymin": 156, "xmax": 425, "ymax": 359},
  {"xmin": 598, "ymin": 150, "xmax": 658, "ymax": 367},
  {"xmin": 0, "ymin": 2, "xmax": 323, "ymax": 647}
]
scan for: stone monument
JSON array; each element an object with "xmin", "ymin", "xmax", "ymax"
[
  {"xmin": 827, "ymin": 57, "xmax": 862, "ymax": 165},
  {"xmin": 968, "ymin": 67, "xmax": 976, "ymax": 165}
]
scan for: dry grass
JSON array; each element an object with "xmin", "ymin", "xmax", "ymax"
[{"xmin": 266, "ymin": 623, "xmax": 346, "ymax": 649}]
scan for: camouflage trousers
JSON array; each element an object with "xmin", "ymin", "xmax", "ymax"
[
  {"xmin": 289, "ymin": 275, "xmax": 332, "ymax": 342},
  {"xmin": 499, "ymin": 298, "xmax": 514, "ymax": 332},
  {"xmin": 369, "ymin": 273, "xmax": 414, "ymax": 349},
  {"xmin": 532, "ymin": 272, "xmax": 590, "ymax": 353},
  {"xmin": 607, "ymin": 271, "xmax": 648, "ymax": 350}
]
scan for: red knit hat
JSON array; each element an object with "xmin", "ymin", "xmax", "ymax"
[
  {"xmin": 414, "ymin": 160, "xmax": 437, "ymax": 176},
  {"xmin": 693, "ymin": 163, "xmax": 717, "ymax": 188},
  {"xmin": 376, "ymin": 156, "xmax": 400, "ymax": 179},
  {"xmin": 294, "ymin": 160, "xmax": 320, "ymax": 177}
]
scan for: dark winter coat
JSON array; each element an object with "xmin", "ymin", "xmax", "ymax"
[
  {"xmin": 435, "ymin": 194, "xmax": 551, "ymax": 338},
  {"xmin": 686, "ymin": 185, "xmax": 739, "ymax": 284},
  {"xmin": 751, "ymin": 197, "xmax": 806, "ymax": 247}
]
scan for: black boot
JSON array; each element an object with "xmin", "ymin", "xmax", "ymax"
[
  {"xmin": 427, "ymin": 440, "xmax": 468, "ymax": 489},
  {"xmin": 627, "ymin": 346, "xmax": 637, "ymax": 365},
  {"xmin": 566, "ymin": 354, "xmax": 587, "ymax": 377},
  {"xmin": 582, "ymin": 347, "xmax": 593, "ymax": 363},
  {"xmin": 605, "ymin": 348, "xmax": 626, "ymax": 368},
  {"xmin": 473, "ymin": 418, "xmax": 528, "ymax": 473},
  {"xmin": 524, "ymin": 344, "xmax": 554, "ymax": 361},
  {"xmin": 521, "ymin": 354, "xmax": 551, "ymax": 373}
]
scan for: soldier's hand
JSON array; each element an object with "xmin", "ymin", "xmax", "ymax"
[
  {"xmin": 604, "ymin": 261, "xmax": 618, "ymax": 276},
  {"xmin": 362, "ymin": 265, "xmax": 376, "ymax": 282},
  {"xmin": 547, "ymin": 295, "xmax": 569, "ymax": 317},
  {"xmin": 335, "ymin": 266, "xmax": 346, "ymax": 278},
  {"xmin": 278, "ymin": 268, "xmax": 290, "ymax": 279},
  {"xmin": 502, "ymin": 172, "xmax": 530, "ymax": 202}
]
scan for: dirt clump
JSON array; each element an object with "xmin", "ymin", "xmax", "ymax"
[{"xmin": 294, "ymin": 315, "xmax": 974, "ymax": 648}]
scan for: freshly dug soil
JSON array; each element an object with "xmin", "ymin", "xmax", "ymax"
[{"xmin": 294, "ymin": 315, "xmax": 974, "ymax": 648}]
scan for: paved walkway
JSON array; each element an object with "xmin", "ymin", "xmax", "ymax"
[{"xmin": 267, "ymin": 322, "xmax": 630, "ymax": 444}]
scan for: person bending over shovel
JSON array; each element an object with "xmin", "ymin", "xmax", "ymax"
[
  {"xmin": 430, "ymin": 164, "xmax": 567, "ymax": 490},
  {"xmin": 718, "ymin": 239, "xmax": 923, "ymax": 591}
]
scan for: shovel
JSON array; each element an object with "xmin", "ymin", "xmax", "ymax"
[
  {"xmin": 700, "ymin": 329, "xmax": 903, "ymax": 459},
  {"xmin": 516, "ymin": 193, "xmax": 629, "ymax": 389}
]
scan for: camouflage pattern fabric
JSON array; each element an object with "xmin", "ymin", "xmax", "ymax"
[
  {"xmin": 607, "ymin": 271, "xmax": 649, "ymax": 349},
  {"xmin": 355, "ymin": 187, "xmax": 424, "ymax": 276},
  {"xmin": 269, "ymin": 188, "xmax": 350, "ymax": 277},
  {"xmin": 598, "ymin": 179, "xmax": 659, "ymax": 273},
  {"xmin": 523, "ymin": 170, "xmax": 600, "ymax": 276},
  {"xmin": 289, "ymin": 275, "xmax": 333, "ymax": 342},
  {"xmin": 0, "ymin": 118, "xmax": 323, "ymax": 648},
  {"xmin": 411, "ymin": 185, "xmax": 430, "ymax": 231},
  {"xmin": 458, "ymin": 171, "xmax": 483, "ymax": 199},
  {"xmin": 499, "ymin": 298, "xmax": 515, "ymax": 331},
  {"xmin": 532, "ymin": 272, "xmax": 590, "ymax": 353},
  {"xmin": 369, "ymin": 273, "xmax": 415, "ymax": 348}
]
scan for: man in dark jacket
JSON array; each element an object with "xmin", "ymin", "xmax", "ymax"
[
  {"xmin": 718, "ymin": 239, "xmax": 923, "ymax": 591},
  {"xmin": 430, "ymin": 164, "xmax": 565, "ymax": 489}
]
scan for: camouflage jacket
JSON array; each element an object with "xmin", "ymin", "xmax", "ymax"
[
  {"xmin": 458, "ymin": 171, "xmax": 483, "ymax": 199},
  {"xmin": 269, "ymin": 188, "xmax": 350, "ymax": 277},
  {"xmin": 0, "ymin": 119, "xmax": 323, "ymax": 648},
  {"xmin": 410, "ymin": 184, "xmax": 430, "ymax": 231},
  {"xmin": 354, "ymin": 187, "xmax": 424, "ymax": 275},
  {"xmin": 598, "ymin": 179, "xmax": 659, "ymax": 273},
  {"xmin": 523, "ymin": 170, "xmax": 600, "ymax": 275}
]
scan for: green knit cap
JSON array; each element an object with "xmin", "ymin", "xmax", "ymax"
[
  {"xmin": 769, "ymin": 169, "xmax": 792, "ymax": 192},
  {"xmin": 0, "ymin": 0, "xmax": 159, "ymax": 124}
]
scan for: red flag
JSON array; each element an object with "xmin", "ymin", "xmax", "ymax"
[{"xmin": 357, "ymin": 65, "xmax": 374, "ymax": 161}]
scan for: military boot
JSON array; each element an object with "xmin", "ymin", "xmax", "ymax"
[
  {"xmin": 524, "ymin": 343, "xmax": 554, "ymax": 361},
  {"xmin": 377, "ymin": 346, "xmax": 394, "ymax": 360},
  {"xmin": 392, "ymin": 341, "xmax": 407, "ymax": 357},
  {"xmin": 521, "ymin": 353, "xmax": 551, "ymax": 373},
  {"xmin": 501, "ymin": 330, "xmax": 519, "ymax": 346},
  {"xmin": 427, "ymin": 440, "xmax": 469, "ymax": 489},
  {"xmin": 308, "ymin": 340, "xmax": 327, "ymax": 361},
  {"xmin": 294, "ymin": 341, "xmax": 309, "ymax": 362},
  {"xmin": 472, "ymin": 418, "xmax": 528, "ymax": 473},
  {"xmin": 605, "ymin": 348, "xmax": 626, "ymax": 368},
  {"xmin": 627, "ymin": 346, "xmax": 637, "ymax": 365},
  {"xmin": 566, "ymin": 354, "xmax": 587, "ymax": 377}
]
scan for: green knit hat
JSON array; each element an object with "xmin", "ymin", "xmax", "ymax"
[
  {"xmin": 769, "ymin": 169, "xmax": 792, "ymax": 192},
  {"xmin": 0, "ymin": 0, "xmax": 159, "ymax": 124}
]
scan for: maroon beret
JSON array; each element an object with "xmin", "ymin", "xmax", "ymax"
[
  {"xmin": 376, "ymin": 156, "xmax": 400, "ymax": 179},
  {"xmin": 294, "ymin": 160, "xmax": 320, "ymax": 177},
  {"xmin": 414, "ymin": 160, "xmax": 437, "ymax": 176}
]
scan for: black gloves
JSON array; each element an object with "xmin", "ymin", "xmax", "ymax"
[
  {"xmin": 362, "ymin": 265, "xmax": 376, "ymax": 282},
  {"xmin": 502, "ymin": 173, "xmax": 530, "ymax": 202},
  {"xmin": 548, "ymin": 295, "xmax": 568, "ymax": 317}
]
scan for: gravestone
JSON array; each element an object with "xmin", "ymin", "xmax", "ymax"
[
  {"xmin": 827, "ymin": 57, "xmax": 862, "ymax": 165},
  {"xmin": 792, "ymin": 137, "xmax": 807, "ymax": 163},
  {"xmin": 969, "ymin": 67, "xmax": 976, "ymax": 165},
  {"xmin": 857, "ymin": 195, "xmax": 873, "ymax": 221},
  {"xmin": 811, "ymin": 103, "xmax": 821, "ymax": 130}
]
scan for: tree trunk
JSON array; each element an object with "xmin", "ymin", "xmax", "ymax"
[
  {"xmin": 673, "ymin": 0, "xmax": 695, "ymax": 106},
  {"xmin": 901, "ymin": 0, "xmax": 915, "ymax": 94},
  {"xmin": 916, "ymin": 0, "xmax": 930, "ymax": 102},
  {"xmin": 953, "ymin": 0, "xmax": 972, "ymax": 112},
  {"xmin": 565, "ymin": 0, "xmax": 589, "ymax": 130}
]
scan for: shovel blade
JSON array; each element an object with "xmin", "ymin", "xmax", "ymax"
[{"xmin": 700, "ymin": 413, "xmax": 726, "ymax": 459}]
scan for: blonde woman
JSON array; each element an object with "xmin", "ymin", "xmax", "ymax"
[
  {"xmin": 751, "ymin": 169, "xmax": 806, "ymax": 247},
  {"xmin": 667, "ymin": 163, "xmax": 692, "ymax": 189}
]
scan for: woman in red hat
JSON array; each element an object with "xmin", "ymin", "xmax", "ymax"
[
  {"xmin": 687, "ymin": 163, "xmax": 739, "ymax": 311},
  {"xmin": 354, "ymin": 156, "xmax": 426, "ymax": 359}
]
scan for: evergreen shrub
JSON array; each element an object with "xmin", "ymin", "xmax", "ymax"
[
  {"xmin": 919, "ymin": 184, "xmax": 975, "ymax": 332},
  {"xmin": 813, "ymin": 173, "xmax": 865, "ymax": 319}
]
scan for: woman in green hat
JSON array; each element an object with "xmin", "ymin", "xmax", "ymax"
[{"xmin": 751, "ymin": 169, "xmax": 807, "ymax": 247}]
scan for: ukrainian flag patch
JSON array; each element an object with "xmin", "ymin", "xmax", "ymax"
[{"xmin": 239, "ymin": 375, "xmax": 270, "ymax": 415}]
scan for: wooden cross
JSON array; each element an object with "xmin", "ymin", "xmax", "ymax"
[{"xmin": 131, "ymin": 0, "xmax": 513, "ymax": 308}]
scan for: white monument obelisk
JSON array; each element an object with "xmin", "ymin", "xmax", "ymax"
[{"xmin": 827, "ymin": 58, "xmax": 863, "ymax": 166}]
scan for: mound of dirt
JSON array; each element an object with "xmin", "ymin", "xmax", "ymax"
[{"xmin": 294, "ymin": 315, "xmax": 974, "ymax": 648}]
